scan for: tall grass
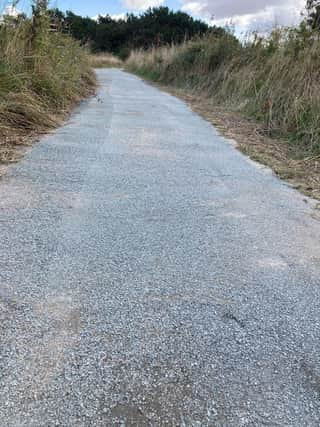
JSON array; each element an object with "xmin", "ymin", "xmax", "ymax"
[
  {"xmin": 89, "ymin": 53, "xmax": 123, "ymax": 68},
  {"xmin": 127, "ymin": 27, "xmax": 320, "ymax": 154},
  {"xmin": 0, "ymin": 13, "xmax": 95, "ymax": 141}
]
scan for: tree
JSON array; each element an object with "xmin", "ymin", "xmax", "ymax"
[
  {"xmin": 306, "ymin": 0, "xmax": 320, "ymax": 30},
  {"xmin": 46, "ymin": 6, "xmax": 217, "ymax": 56}
]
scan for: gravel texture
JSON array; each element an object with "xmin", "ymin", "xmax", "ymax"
[{"xmin": 1, "ymin": 69, "xmax": 320, "ymax": 426}]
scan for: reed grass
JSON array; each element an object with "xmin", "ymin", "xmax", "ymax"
[
  {"xmin": 89, "ymin": 53, "xmax": 123, "ymax": 68},
  {"xmin": 127, "ymin": 27, "xmax": 320, "ymax": 154},
  {"xmin": 0, "ymin": 14, "xmax": 95, "ymax": 147}
]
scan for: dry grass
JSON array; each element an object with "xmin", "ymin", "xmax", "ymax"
[
  {"xmin": 127, "ymin": 29, "xmax": 320, "ymax": 154},
  {"xmin": 179, "ymin": 92, "xmax": 320, "ymax": 201},
  {"xmin": 0, "ymin": 15, "xmax": 96, "ymax": 166},
  {"xmin": 89, "ymin": 53, "xmax": 123, "ymax": 68},
  {"xmin": 126, "ymin": 29, "xmax": 320, "ymax": 201},
  {"xmin": 135, "ymin": 81, "xmax": 320, "ymax": 201}
]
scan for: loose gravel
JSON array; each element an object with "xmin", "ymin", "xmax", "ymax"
[{"xmin": 0, "ymin": 69, "xmax": 320, "ymax": 426}]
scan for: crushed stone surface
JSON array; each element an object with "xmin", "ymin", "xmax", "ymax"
[{"xmin": 0, "ymin": 69, "xmax": 320, "ymax": 426}]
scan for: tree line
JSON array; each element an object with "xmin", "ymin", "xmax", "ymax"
[
  {"xmin": 47, "ymin": 7, "xmax": 218, "ymax": 59},
  {"xmin": 47, "ymin": 1, "xmax": 320, "ymax": 59},
  {"xmin": 4, "ymin": 1, "xmax": 320, "ymax": 60}
]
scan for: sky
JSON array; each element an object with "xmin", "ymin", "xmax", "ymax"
[{"xmin": 8, "ymin": 0, "xmax": 307, "ymax": 32}]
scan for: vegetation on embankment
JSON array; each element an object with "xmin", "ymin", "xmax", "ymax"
[
  {"xmin": 0, "ymin": 9, "xmax": 96, "ymax": 164},
  {"xmin": 89, "ymin": 53, "xmax": 123, "ymax": 68},
  {"xmin": 127, "ymin": 27, "xmax": 320, "ymax": 155},
  {"xmin": 126, "ymin": 24, "xmax": 320, "ymax": 200}
]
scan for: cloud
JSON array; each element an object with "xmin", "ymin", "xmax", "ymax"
[
  {"xmin": 1, "ymin": 5, "xmax": 20, "ymax": 17},
  {"xmin": 92, "ymin": 13, "xmax": 128, "ymax": 21},
  {"xmin": 111, "ymin": 13, "xmax": 128, "ymax": 20},
  {"xmin": 122, "ymin": 0, "xmax": 165, "ymax": 10},
  {"xmin": 180, "ymin": 0, "xmax": 306, "ymax": 31}
]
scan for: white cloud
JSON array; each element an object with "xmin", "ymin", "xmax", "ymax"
[
  {"xmin": 122, "ymin": 0, "xmax": 165, "ymax": 10},
  {"xmin": 1, "ymin": 5, "xmax": 19, "ymax": 17},
  {"xmin": 92, "ymin": 13, "xmax": 128, "ymax": 21},
  {"xmin": 111, "ymin": 13, "xmax": 128, "ymax": 20},
  {"xmin": 181, "ymin": 2, "xmax": 205, "ymax": 16},
  {"xmin": 180, "ymin": 0, "xmax": 306, "ymax": 31}
]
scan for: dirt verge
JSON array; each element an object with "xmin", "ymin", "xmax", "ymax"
[
  {"xmin": 160, "ymin": 85, "xmax": 320, "ymax": 203},
  {"xmin": 0, "ymin": 130, "xmax": 34, "ymax": 177},
  {"xmin": 0, "ymin": 91, "xmax": 96, "ymax": 178}
]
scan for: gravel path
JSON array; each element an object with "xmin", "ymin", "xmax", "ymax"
[{"xmin": 1, "ymin": 69, "xmax": 320, "ymax": 426}]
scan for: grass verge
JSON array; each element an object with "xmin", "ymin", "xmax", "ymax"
[
  {"xmin": 174, "ymin": 90, "xmax": 320, "ymax": 201},
  {"xmin": 89, "ymin": 53, "xmax": 123, "ymax": 68},
  {"xmin": 0, "ymin": 15, "xmax": 96, "ymax": 170},
  {"xmin": 127, "ymin": 29, "xmax": 320, "ymax": 201}
]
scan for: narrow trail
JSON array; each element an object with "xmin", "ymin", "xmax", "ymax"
[{"xmin": 0, "ymin": 69, "xmax": 320, "ymax": 426}]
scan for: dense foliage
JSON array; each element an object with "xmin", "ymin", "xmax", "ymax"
[{"xmin": 48, "ymin": 7, "xmax": 211, "ymax": 59}]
